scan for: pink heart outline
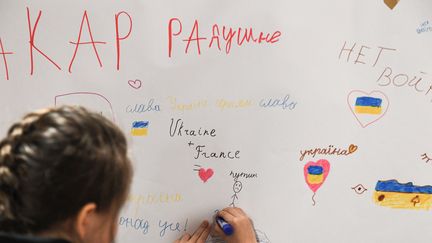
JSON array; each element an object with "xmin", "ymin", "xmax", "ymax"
[
  {"xmin": 198, "ymin": 168, "xmax": 214, "ymax": 183},
  {"xmin": 128, "ymin": 79, "xmax": 142, "ymax": 89},
  {"xmin": 347, "ymin": 90, "xmax": 389, "ymax": 128},
  {"xmin": 303, "ymin": 159, "xmax": 330, "ymax": 193}
]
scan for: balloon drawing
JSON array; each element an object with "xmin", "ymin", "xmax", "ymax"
[{"xmin": 304, "ymin": 159, "xmax": 330, "ymax": 206}]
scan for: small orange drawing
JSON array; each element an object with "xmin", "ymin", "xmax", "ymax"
[{"xmin": 384, "ymin": 0, "xmax": 399, "ymax": 10}]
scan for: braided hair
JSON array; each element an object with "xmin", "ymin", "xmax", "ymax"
[{"xmin": 0, "ymin": 106, "xmax": 132, "ymax": 234}]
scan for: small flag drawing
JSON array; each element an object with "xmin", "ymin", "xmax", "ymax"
[
  {"xmin": 354, "ymin": 96, "xmax": 383, "ymax": 115},
  {"xmin": 306, "ymin": 165, "xmax": 324, "ymax": 184},
  {"xmin": 131, "ymin": 121, "xmax": 149, "ymax": 136}
]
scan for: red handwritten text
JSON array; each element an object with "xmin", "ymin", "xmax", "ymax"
[
  {"xmin": 0, "ymin": 38, "xmax": 13, "ymax": 80},
  {"xmin": 27, "ymin": 7, "xmax": 62, "ymax": 75},
  {"xmin": 68, "ymin": 10, "xmax": 107, "ymax": 73},
  {"xmin": 115, "ymin": 11, "xmax": 133, "ymax": 70},
  {"xmin": 168, "ymin": 18, "xmax": 282, "ymax": 57}
]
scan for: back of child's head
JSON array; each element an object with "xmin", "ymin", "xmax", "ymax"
[{"xmin": 0, "ymin": 106, "xmax": 132, "ymax": 234}]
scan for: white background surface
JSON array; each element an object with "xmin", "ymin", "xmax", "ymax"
[{"xmin": 1, "ymin": 1, "xmax": 432, "ymax": 242}]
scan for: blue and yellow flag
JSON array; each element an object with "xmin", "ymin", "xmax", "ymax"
[
  {"xmin": 354, "ymin": 96, "xmax": 382, "ymax": 115},
  {"xmin": 131, "ymin": 121, "xmax": 149, "ymax": 136},
  {"xmin": 374, "ymin": 180, "xmax": 432, "ymax": 210}
]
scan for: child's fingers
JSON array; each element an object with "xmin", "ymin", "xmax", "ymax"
[
  {"xmin": 177, "ymin": 233, "xmax": 191, "ymax": 242},
  {"xmin": 225, "ymin": 206, "xmax": 245, "ymax": 217},
  {"xmin": 232, "ymin": 206, "xmax": 246, "ymax": 216},
  {"xmin": 196, "ymin": 222, "xmax": 211, "ymax": 242},
  {"xmin": 217, "ymin": 209, "xmax": 235, "ymax": 222},
  {"xmin": 189, "ymin": 221, "xmax": 209, "ymax": 242},
  {"xmin": 211, "ymin": 220, "xmax": 226, "ymax": 239}
]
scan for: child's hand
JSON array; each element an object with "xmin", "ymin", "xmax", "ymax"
[
  {"xmin": 213, "ymin": 207, "xmax": 257, "ymax": 243},
  {"xmin": 175, "ymin": 220, "xmax": 211, "ymax": 243}
]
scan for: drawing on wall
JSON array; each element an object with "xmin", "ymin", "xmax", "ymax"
[
  {"xmin": 374, "ymin": 180, "xmax": 432, "ymax": 210},
  {"xmin": 206, "ymin": 228, "xmax": 271, "ymax": 243},
  {"xmin": 193, "ymin": 165, "xmax": 214, "ymax": 183},
  {"xmin": 128, "ymin": 79, "xmax": 142, "ymax": 89},
  {"xmin": 417, "ymin": 20, "xmax": 431, "ymax": 34},
  {"xmin": 304, "ymin": 159, "xmax": 330, "ymax": 206},
  {"xmin": 421, "ymin": 153, "xmax": 432, "ymax": 163},
  {"xmin": 352, "ymin": 184, "xmax": 368, "ymax": 195},
  {"xmin": 347, "ymin": 90, "xmax": 389, "ymax": 128},
  {"xmin": 299, "ymin": 143, "xmax": 358, "ymax": 161},
  {"xmin": 206, "ymin": 237, "xmax": 224, "ymax": 243},
  {"xmin": 131, "ymin": 121, "xmax": 149, "ymax": 136},
  {"xmin": 384, "ymin": 0, "xmax": 400, "ymax": 10},
  {"xmin": 230, "ymin": 178, "xmax": 243, "ymax": 207},
  {"xmin": 255, "ymin": 229, "xmax": 272, "ymax": 243},
  {"xmin": 54, "ymin": 92, "xmax": 115, "ymax": 122}
]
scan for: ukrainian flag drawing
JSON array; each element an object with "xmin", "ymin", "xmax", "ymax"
[
  {"xmin": 374, "ymin": 180, "xmax": 432, "ymax": 210},
  {"xmin": 307, "ymin": 166, "xmax": 324, "ymax": 184},
  {"xmin": 131, "ymin": 121, "xmax": 149, "ymax": 136},
  {"xmin": 354, "ymin": 96, "xmax": 382, "ymax": 115}
]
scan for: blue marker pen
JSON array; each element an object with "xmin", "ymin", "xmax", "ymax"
[{"xmin": 216, "ymin": 217, "xmax": 234, "ymax": 236}]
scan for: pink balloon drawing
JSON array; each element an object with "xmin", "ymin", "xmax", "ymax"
[{"xmin": 304, "ymin": 159, "xmax": 330, "ymax": 206}]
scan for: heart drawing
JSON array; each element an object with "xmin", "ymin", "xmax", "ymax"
[
  {"xmin": 384, "ymin": 0, "xmax": 400, "ymax": 10},
  {"xmin": 128, "ymin": 79, "xmax": 142, "ymax": 89},
  {"xmin": 349, "ymin": 144, "xmax": 358, "ymax": 154},
  {"xmin": 198, "ymin": 168, "xmax": 214, "ymax": 183},
  {"xmin": 347, "ymin": 90, "xmax": 389, "ymax": 128},
  {"xmin": 304, "ymin": 159, "xmax": 330, "ymax": 193}
]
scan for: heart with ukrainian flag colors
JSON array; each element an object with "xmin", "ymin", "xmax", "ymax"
[
  {"xmin": 347, "ymin": 90, "xmax": 389, "ymax": 128},
  {"xmin": 304, "ymin": 159, "xmax": 330, "ymax": 193}
]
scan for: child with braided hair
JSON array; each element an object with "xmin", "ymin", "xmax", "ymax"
[{"xmin": 0, "ymin": 106, "xmax": 257, "ymax": 243}]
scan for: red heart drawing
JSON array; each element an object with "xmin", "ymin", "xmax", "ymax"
[
  {"xmin": 128, "ymin": 79, "xmax": 142, "ymax": 89},
  {"xmin": 198, "ymin": 168, "xmax": 214, "ymax": 183}
]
